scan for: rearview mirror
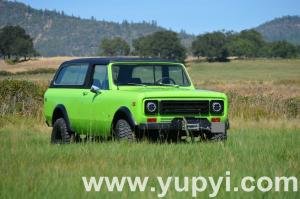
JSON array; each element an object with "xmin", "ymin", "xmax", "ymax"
[{"xmin": 90, "ymin": 85, "xmax": 101, "ymax": 94}]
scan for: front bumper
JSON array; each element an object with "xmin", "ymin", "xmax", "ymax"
[{"xmin": 137, "ymin": 118, "xmax": 229, "ymax": 134}]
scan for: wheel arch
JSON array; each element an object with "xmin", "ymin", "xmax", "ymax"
[
  {"xmin": 112, "ymin": 106, "xmax": 136, "ymax": 129},
  {"xmin": 52, "ymin": 104, "xmax": 73, "ymax": 132}
]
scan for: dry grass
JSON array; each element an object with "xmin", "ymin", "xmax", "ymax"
[
  {"xmin": 0, "ymin": 57, "xmax": 76, "ymax": 73},
  {"xmin": 196, "ymin": 80, "xmax": 300, "ymax": 99},
  {"xmin": 198, "ymin": 81, "xmax": 299, "ymax": 120},
  {"xmin": 0, "ymin": 58, "xmax": 299, "ymax": 120}
]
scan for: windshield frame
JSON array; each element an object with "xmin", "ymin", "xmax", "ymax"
[{"xmin": 110, "ymin": 62, "xmax": 192, "ymax": 87}]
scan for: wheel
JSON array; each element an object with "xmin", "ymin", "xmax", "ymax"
[
  {"xmin": 114, "ymin": 119, "xmax": 136, "ymax": 141},
  {"xmin": 51, "ymin": 118, "xmax": 74, "ymax": 144}
]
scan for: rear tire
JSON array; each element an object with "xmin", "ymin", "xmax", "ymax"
[
  {"xmin": 114, "ymin": 119, "xmax": 135, "ymax": 141},
  {"xmin": 51, "ymin": 118, "xmax": 73, "ymax": 144}
]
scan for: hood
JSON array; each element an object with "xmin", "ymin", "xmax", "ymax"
[{"xmin": 116, "ymin": 86, "xmax": 227, "ymax": 99}]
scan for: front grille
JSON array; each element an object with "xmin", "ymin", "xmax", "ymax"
[{"xmin": 159, "ymin": 100, "xmax": 209, "ymax": 115}]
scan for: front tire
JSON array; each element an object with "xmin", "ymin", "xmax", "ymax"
[
  {"xmin": 51, "ymin": 118, "xmax": 73, "ymax": 144},
  {"xmin": 114, "ymin": 119, "xmax": 135, "ymax": 141}
]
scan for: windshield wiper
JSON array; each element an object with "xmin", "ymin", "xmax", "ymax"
[
  {"xmin": 125, "ymin": 83, "xmax": 147, "ymax": 87},
  {"xmin": 156, "ymin": 83, "xmax": 180, "ymax": 88}
]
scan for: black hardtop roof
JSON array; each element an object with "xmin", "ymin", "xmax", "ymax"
[{"xmin": 62, "ymin": 57, "xmax": 179, "ymax": 65}]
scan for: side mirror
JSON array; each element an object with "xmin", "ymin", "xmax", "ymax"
[{"xmin": 90, "ymin": 85, "xmax": 101, "ymax": 94}]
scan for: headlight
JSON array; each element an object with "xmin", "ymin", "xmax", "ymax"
[
  {"xmin": 145, "ymin": 100, "xmax": 158, "ymax": 115},
  {"xmin": 210, "ymin": 100, "xmax": 224, "ymax": 115}
]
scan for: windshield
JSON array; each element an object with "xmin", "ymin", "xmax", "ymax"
[{"xmin": 112, "ymin": 64, "xmax": 190, "ymax": 87}]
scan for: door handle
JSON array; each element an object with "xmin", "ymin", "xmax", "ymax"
[{"xmin": 82, "ymin": 91, "xmax": 89, "ymax": 96}]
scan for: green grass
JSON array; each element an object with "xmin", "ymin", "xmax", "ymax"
[
  {"xmin": 0, "ymin": 119, "xmax": 299, "ymax": 198},
  {"xmin": 188, "ymin": 59, "xmax": 300, "ymax": 82},
  {"xmin": 0, "ymin": 59, "xmax": 300, "ymax": 198}
]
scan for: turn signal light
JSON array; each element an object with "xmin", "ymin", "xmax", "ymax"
[
  {"xmin": 147, "ymin": 118, "xmax": 157, "ymax": 123},
  {"xmin": 211, "ymin": 118, "xmax": 220, "ymax": 122}
]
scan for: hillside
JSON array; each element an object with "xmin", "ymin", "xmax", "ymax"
[
  {"xmin": 255, "ymin": 15, "xmax": 300, "ymax": 45},
  {"xmin": 1, "ymin": 1, "xmax": 299, "ymax": 57},
  {"xmin": 0, "ymin": 0, "xmax": 194, "ymax": 56}
]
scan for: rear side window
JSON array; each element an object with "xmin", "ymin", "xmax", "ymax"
[{"xmin": 54, "ymin": 64, "xmax": 89, "ymax": 86}]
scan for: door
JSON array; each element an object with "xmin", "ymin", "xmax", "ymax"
[
  {"xmin": 80, "ymin": 64, "xmax": 109, "ymax": 135},
  {"xmin": 52, "ymin": 63, "xmax": 90, "ymax": 133}
]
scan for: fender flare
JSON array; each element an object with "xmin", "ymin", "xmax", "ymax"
[
  {"xmin": 52, "ymin": 104, "xmax": 73, "ymax": 132},
  {"xmin": 112, "ymin": 106, "xmax": 136, "ymax": 129}
]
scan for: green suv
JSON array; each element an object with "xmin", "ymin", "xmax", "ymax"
[{"xmin": 44, "ymin": 58, "xmax": 229, "ymax": 143}]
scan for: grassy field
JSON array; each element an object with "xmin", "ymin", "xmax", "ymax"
[
  {"xmin": 0, "ymin": 58, "xmax": 299, "ymax": 198},
  {"xmin": 0, "ymin": 118, "xmax": 299, "ymax": 198},
  {"xmin": 188, "ymin": 59, "xmax": 300, "ymax": 81},
  {"xmin": 0, "ymin": 57, "xmax": 72, "ymax": 73}
]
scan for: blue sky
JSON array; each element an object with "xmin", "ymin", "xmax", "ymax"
[{"xmin": 17, "ymin": 0, "xmax": 300, "ymax": 34}]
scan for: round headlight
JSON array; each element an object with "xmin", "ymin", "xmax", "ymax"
[
  {"xmin": 146, "ymin": 102, "xmax": 157, "ymax": 113},
  {"xmin": 212, "ymin": 102, "xmax": 222, "ymax": 112}
]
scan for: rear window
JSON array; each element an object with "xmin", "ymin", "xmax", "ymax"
[{"xmin": 54, "ymin": 63, "xmax": 89, "ymax": 86}]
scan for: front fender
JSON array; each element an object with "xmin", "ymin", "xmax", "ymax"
[{"xmin": 112, "ymin": 106, "xmax": 136, "ymax": 129}]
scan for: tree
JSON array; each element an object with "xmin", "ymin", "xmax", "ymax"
[
  {"xmin": 226, "ymin": 36, "xmax": 257, "ymax": 58},
  {"xmin": 133, "ymin": 31, "xmax": 186, "ymax": 62},
  {"xmin": 99, "ymin": 37, "xmax": 130, "ymax": 56},
  {"xmin": 269, "ymin": 41, "xmax": 297, "ymax": 58},
  {"xmin": 13, "ymin": 38, "xmax": 37, "ymax": 60},
  {"xmin": 191, "ymin": 28, "xmax": 300, "ymax": 59},
  {"xmin": 238, "ymin": 29, "xmax": 265, "ymax": 57},
  {"xmin": 0, "ymin": 25, "xmax": 38, "ymax": 61},
  {"xmin": 192, "ymin": 31, "xmax": 229, "ymax": 61}
]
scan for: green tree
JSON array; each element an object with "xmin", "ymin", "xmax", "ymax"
[
  {"xmin": 226, "ymin": 36, "xmax": 257, "ymax": 57},
  {"xmin": 269, "ymin": 41, "xmax": 297, "ymax": 58},
  {"xmin": 0, "ymin": 25, "xmax": 38, "ymax": 61},
  {"xmin": 239, "ymin": 29, "xmax": 265, "ymax": 57},
  {"xmin": 99, "ymin": 37, "xmax": 130, "ymax": 56},
  {"xmin": 133, "ymin": 31, "xmax": 186, "ymax": 62},
  {"xmin": 192, "ymin": 31, "xmax": 228, "ymax": 61}
]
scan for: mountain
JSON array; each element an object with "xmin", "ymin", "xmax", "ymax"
[
  {"xmin": 1, "ymin": 1, "xmax": 299, "ymax": 57},
  {"xmin": 255, "ymin": 16, "xmax": 300, "ymax": 45},
  {"xmin": 0, "ymin": 0, "xmax": 194, "ymax": 56}
]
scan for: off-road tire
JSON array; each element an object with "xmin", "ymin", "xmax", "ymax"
[
  {"xmin": 114, "ymin": 119, "xmax": 135, "ymax": 141},
  {"xmin": 51, "ymin": 118, "xmax": 74, "ymax": 144}
]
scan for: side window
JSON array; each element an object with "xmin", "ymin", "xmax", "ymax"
[
  {"xmin": 54, "ymin": 63, "xmax": 89, "ymax": 86},
  {"xmin": 92, "ymin": 65, "xmax": 108, "ymax": 90}
]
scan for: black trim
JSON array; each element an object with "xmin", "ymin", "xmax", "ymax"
[
  {"xmin": 111, "ymin": 63, "xmax": 191, "ymax": 87},
  {"xmin": 113, "ymin": 107, "xmax": 136, "ymax": 128},
  {"xmin": 86, "ymin": 63, "xmax": 95, "ymax": 88},
  {"xmin": 159, "ymin": 100, "xmax": 210, "ymax": 115},
  {"xmin": 52, "ymin": 105, "xmax": 73, "ymax": 132},
  {"xmin": 49, "ymin": 58, "xmax": 180, "ymax": 89},
  {"xmin": 50, "ymin": 62, "xmax": 91, "ymax": 89},
  {"xmin": 138, "ymin": 118, "xmax": 211, "ymax": 131},
  {"xmin": 63, "ymin": 57, "xmax": 177, "ymax": 65}
]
